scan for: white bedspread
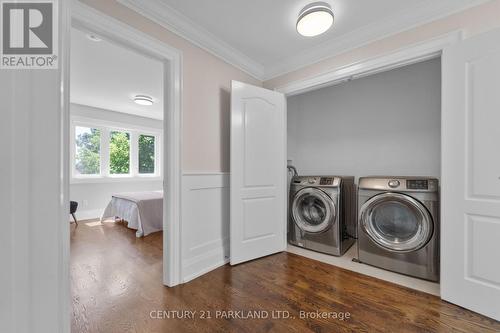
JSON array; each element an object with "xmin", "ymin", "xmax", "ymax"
[{"xmin": 101, "ymin": 191, "xmax": 163, "ymax": 237}]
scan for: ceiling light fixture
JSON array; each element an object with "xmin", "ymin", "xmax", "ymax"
[
  {"xmin": 86, "ymin": 33, "xmax": 102, "ymax": 42},
  {"xmin": 296, "ymin": 2, "xmax": 334, "ymax": 37},
  {"xmin": 133, "ymin": 95, "xmax": 154, "ymax": 106}
]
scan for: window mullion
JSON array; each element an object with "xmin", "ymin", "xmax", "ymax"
[
  {"xmin": 156, "ymin": 134, "xmax": 161, "ymax": 178},
  {"xmin": 101, "ymin": 127, "xmax": 110, "ymax": 177},
  {"xmin": 70, "ymin": 123, "xmax": 76, "ymax": 178},
  {"xmin": 131, "ymin": 131, "xmax": 139, "ymax": 177}
]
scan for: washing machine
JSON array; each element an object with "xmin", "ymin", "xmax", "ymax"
[
  {"xmin": 357, "ymin": 176, "xmax": 439, "ymax": 281},
  {"xmin": 289, "ymin": 176, "xmax": 356, "ymax": 256}
]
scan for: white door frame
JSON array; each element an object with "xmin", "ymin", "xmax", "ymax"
[
  {"xmin": 274, "ymin": 30, "xmax": 463, "ymax": 297},
  {"xmin": 70, "ymin": 1, "xmax": 183, "ymax": 286},
  {"xmin": 275, "ymin": 31, "xmax": 462, "ymax": 97}
]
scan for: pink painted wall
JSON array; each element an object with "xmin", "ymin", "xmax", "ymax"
[
  {"xmin": 264, "ymin": 0, "xmax": 500, "ymax": 90},
  {"xmin": 81, "ymin": 0, "xmax": 262, "ymax": 173}
]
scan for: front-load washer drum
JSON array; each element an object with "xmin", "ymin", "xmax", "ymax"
[
  {"xmin": 360, "ymin": 193, "xmax": 433, "ymax": 252},
  {"xmin": 292, "ymin": 187, "xmax": 336, "ymax": 233}
]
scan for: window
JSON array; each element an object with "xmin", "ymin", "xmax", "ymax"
[
  {"xmin": 71, "ymin": 120, "xmax": 161, "ymax": 181},
  {"xmin": 74, "ymin": 126, "xmax": 101, "ymax": 176},
  {"xmin": 110, "ymin": 131, "xmax": 130, "ymax": 175},
  {"xmin": 139, "ymin": 134, "xmax": 155, "ymax": 174}
]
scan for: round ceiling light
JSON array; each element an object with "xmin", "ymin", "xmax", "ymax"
[
  {"xmin": 296, "ymin": 2, "xmax": 334, "ymax": 37},
  {"xmin": 133, "ymin": 95, "xmax": 154, "ymax": 106}
]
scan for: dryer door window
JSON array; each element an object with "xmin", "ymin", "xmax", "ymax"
[
  {"xmin": 292, "ymin": 188, "xmax": 336, "ymax": 233},
  {"xmin": 360, "ymin": 193, "xmax": 433, "ymax": 252}
]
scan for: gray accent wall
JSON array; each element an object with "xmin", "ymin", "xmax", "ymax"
[{"xmin": 287, "ymin": 58, "xmax": 441, "ymax": 180}]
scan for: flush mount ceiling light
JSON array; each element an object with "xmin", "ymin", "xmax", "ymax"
[
  {"xmin": 296, "ymin": 2, "xmax": 334, "ymax": 37},
  {"xmin": 86, "ymin": 33, "xmax": 102, "ymax": 42},
  {"xmin": 133, "ymin": 95, "xmax": 154, "ymax": 106}
]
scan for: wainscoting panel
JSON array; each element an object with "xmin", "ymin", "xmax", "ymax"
[{"xmin": 181, "ymin": 173, "xmax": 230, "ymax": 282}]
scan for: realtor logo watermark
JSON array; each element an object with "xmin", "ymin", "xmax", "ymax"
[{"xmin": 1, "ymin": 0, "xmax": 58, "ymax": 69}]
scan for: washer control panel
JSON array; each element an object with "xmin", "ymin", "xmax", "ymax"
[
  {"xmin": 292, "ymin": 176, "xmax": 339, "ymax": 187},
  {"xmin": 320, "ymin": 177, "xmax": 334, "ymax": 185}
]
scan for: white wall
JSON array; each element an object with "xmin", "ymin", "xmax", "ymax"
[
  {"xmin": 287, "ymin": 58, "xmax": 441, "ymax": 179},
  {"xmin": 0, "ymin": 2, "xmax": 70, "ymax": 332},
  {"xmin": 70, "ymin": 104, "xmax": 163, "ymax": 220},
  {"xmin": 71, "ymin": 181, "xmax": 163, "ymax": 220}
]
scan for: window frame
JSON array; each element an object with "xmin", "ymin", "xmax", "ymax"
[{"xmin": 70, "ymin": 117, "xmax": 162, "ymax": 183}]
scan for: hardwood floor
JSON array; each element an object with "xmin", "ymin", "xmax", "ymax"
[{"xmin": 71, "ymin": 221, "xmax": 500, "ymax": 333}]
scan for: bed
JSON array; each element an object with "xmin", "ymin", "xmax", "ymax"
[{"xmin": 101, "ymin": 191, "xmax": 163, "ymax": 237}]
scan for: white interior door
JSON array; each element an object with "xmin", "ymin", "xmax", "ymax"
[
  {"xmin": 442, "ymin": 28, "xmax": 500, "ymax": 321},
  {"xmin": 230, "ymin": 81, "xmax": 287, "ymax": 265}
]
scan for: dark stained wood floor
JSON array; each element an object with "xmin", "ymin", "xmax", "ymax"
[{"xmin": 71, "ymin": 221, "xmax": 500, "ymax": 333}]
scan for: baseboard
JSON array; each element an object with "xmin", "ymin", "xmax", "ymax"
[
  {"xmin": 71, "ymin": 209, "xmax": 103, "ymax": 222},
  {"xmin": 182, "ymin": 245, "xmax": 230, "ymax": 283}
]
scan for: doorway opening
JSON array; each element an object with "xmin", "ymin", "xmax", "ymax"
[{"xmin": 68, "ymin": 2, "xmax": 183, "ymax": 294}]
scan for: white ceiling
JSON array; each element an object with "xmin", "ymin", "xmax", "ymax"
[
  {"xmin": 119, "ymin": 0, "xmax": 490, "ymax": 80},
  {"xmin": 70, "ymin": 28, "xmax": 163, "ymax": 119}
]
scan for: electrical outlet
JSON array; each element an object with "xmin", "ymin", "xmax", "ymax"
[{"xmin": 82, "ymin": 200, "xmax": 89, "ymax": 207}]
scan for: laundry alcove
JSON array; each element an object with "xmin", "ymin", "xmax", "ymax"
[{"xmin": 286, "ymin": 57, "xmax": 441, "ymax": 181}]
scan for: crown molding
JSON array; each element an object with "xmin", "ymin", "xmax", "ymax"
[
  {"xmin": 117, "ymin": 0, "xmax": 266, "ymax": 80},
  {"xmin": 117, "ymin": 0, "xmax": 491, "ymax": 82},
  {"xmin": 262, "ymin": 0, "xmax": 491, "ymax": 80}
]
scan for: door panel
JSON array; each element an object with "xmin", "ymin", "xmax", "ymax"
[
  {"xmin": 230, "ymin": 81, "xmax": 286, "ymax": 265},
  {"xmin": 467, "ymin": 51, "xmax": 500, "ymax": 198},
  {"xmin": 243, "ymin": 98, "xmax": 278, "ymax": 187},
  {"xmin": 243, "ymin": 197, "xmax": 278, "ymax": 241},
  {"xmin": 466, "ymin": 214, "xmax": 500, "ymax": 287},
  {"xmin": 442, "ymin": 28, "xmax": 500, "ymax": 321}
]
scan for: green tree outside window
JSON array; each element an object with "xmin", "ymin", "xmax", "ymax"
[
  {"xmin": 75, "ymin": 127, "xmax": 101, "ymax": 175},
  {"xmin": 110, "ymin": 131, "xmax": 130, "ymax": 174},
  {"xmin": 139, "ymin": 135, "xmax": 155, "ymax": 174}
]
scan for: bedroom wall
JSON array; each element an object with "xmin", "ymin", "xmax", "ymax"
[
  {"xmin": 287, "ymin": 58, "xmax": 441, "ymax": 180},
  {"xmin": 70, "ymin": 103, "xmax": 163, "ymax": 220}
]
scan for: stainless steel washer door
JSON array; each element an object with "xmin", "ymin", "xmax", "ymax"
[
  {"xmin": 360, "ymin": 193, "xmax": 433, "ymax": 252},
  {"xmin": 292, "ymin": 188, "xmax": 336, "ymax": 233}
]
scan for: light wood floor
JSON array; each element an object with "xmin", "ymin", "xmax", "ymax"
[{"xmin": 71, "ymin": 221, "xmax": 500, "ymax": 333}]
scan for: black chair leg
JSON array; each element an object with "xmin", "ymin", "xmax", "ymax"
[{"xmin": 72, "ymin": 213, "xmax": 78, "ymax": 226}]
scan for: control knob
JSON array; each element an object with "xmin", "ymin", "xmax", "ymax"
[{"xmin": 388, "ymin": 180, "xmax": 400, "ymax": 188}]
